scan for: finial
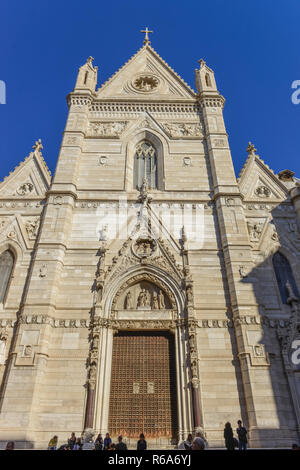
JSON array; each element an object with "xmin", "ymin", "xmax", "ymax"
[
  {"xmin": 198, "ymin": 59, "xmax": 206, "ymax": 69},
  {"xmin": 246, "ymin": 142, "xmax": 257, "ymax": 155},
  {"xmin": 33, "ymin": 139, "xmax": 43, "ymax": 153},
  {"xmin": 141, "ymin": 27, "xmax": 153, "ymax": 45}
]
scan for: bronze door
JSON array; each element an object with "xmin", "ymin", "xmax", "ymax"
[{"xmin": 108, "ymin": 331, "xmax": 177, "ymax": 439}]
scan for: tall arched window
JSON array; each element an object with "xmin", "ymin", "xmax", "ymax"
[
  {"xmin": 272, "ymin": 251, "xmax": 299, "ymax": 304},
  {"xmin": 0, "ymin": 250, "xmax": 14, "ymax": 303},
  {"xmin": 133, "ymin": 141, "xmax": 157, "ymax": 190}
]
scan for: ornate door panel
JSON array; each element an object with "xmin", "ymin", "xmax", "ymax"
[{"xmin": 108, "ymin": 331, "xmax": 177, "ymax": 438}]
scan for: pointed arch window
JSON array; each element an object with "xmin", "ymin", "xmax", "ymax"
[
  {"xmin": 272, "ymin": 252, "xmax": 299, "ymax": 304},
  {"xmin": 133, "ymin": 141, "xmax": 157, "ymax": 190},
  {"xmin": 0, "ymin": 250, "xmax": 14, "ymax": 304}
]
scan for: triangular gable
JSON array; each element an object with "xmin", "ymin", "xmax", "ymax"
[
  {"xmin": 238, "ymin": 152, "xmax": 288, "ymax": 201},
  {"xmin": 97, "ymin": 44, "xmax": 196, "ymax": 101},
  {"xmin": 0, "ymin": 141, "xmax": 51, "ymax": 198}
]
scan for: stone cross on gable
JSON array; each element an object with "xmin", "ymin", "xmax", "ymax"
[
  {"xmin": 246, "ymin": 142, "xmax": 257, "ymax": 155},
  {"xmin": 141, "ymin": 27, "xmax": 153, "ymax": 45},
  {"xmin": 33, "ymin": 139, "xmax": 43, "ymax": 153}
]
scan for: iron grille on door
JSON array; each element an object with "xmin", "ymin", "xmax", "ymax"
[{"xmin": 108, "ymin": 331, "xmax": 177, "ymax": 439}]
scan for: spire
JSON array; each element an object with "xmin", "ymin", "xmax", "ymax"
[{"xmin": 141, "ymin": 27, "xmax": 153, "ymax": 45}]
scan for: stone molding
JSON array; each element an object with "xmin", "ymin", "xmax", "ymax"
[{"xmin": 0, "ymin": 315, "xmax": 291, "ymax": 330}]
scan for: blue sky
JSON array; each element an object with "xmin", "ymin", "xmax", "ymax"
[{"xmin": 0, "ymin": 0, "xmax": 299, "ymax": 181}]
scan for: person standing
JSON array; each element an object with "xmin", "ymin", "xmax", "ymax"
[
  {"xmin": 115, "ymin": 435, "xmax": 127, "ymax": 450},
  {"xmin": 68, "ymin": 432, "xmax": 76, "ymax": 449},
  {"xmin": 137, "ymin": 433, "xmax": 147, "ymax": 450},
  {"xmin": 236, "ymin": 420, "xmax": 248, "ymax": 450},
  {"xmin": 95, "ymin": 433, "xmax": 103, "ymax": 450},
  {"xmin": 183, "ymin": 434, "xmax": 193, "ymax": 450},
  {"xmin": 224, "ymin": 422, "xmax": 235, "ymax": 450},
  {"xmin": 104, "ymin": 432, "xmax": 112, "ymax": 450},
  {"xmin": 73, "ymin": 438, "xmax": 82, "ymax": 450}
]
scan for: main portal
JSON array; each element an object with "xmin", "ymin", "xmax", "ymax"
[{"xmin": 108, "ymin": 331, "xmax": 178, "ymax": 439}]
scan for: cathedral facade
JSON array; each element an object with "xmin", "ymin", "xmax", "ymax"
[{"xmin": 0, "ymin": 38, "xmax": 300, "ymax": 449}]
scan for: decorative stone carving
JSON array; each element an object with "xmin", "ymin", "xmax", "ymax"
[
  {"xmin": 158, "ymin": 290, "xmax": 165, "ymax": 309},
  {"xmin": 225, "ymin": 197, "xmax": 235, "ymax": 207},
  {"xmin": 247, "ymin": 221, "xmax": 263, "ymax": 242},
  {"xmin": 25, "ymin": 217, "xmax": 40, "ymax": 239},
  {"xmin": 125, "ymin": 291, "xmax": 133, "ymax": 310},
  {"xmin": 98, "ymin": 155, "xmax": 108, "ymax": 166},
  {"xmin": 23, "ymin": 345, "xmax": 33, "ymax": 357},
  {"xmin": 133, "ymin": 237, "xmax": 156, "ymax": 259},
  {"xmin": 53, "ymin": 196, "xmax": 64, "ymax": 205},
  {"xmin": 239, "ymin": 266, "xmax": 248, "ymax": 278},
  {"xmin": 39, "ymin": 265, "xmax": 47, "ymax": 278},
  {"xmin": 186, "ymin": 286, "xmax": 193, "ymax": 304},
  {"xmin": 0, "ymin": 327, "xmax": 8, "ymax": 342},
  {"xmin": 255, "ymin": 185, "xmax": 271, "ymax": 198},
  {"xmin": 113, "ymin": 278, "xmax": 172, "ymax": 311},
  {"xmin": 7, "ymin": 231, "xmax": 17, "ymax": 240},
  {"xmin": 162, "ymin": 122, "xmax": 203, "ymax": 138},
  {"xmin": 132, "ymin": 75, "xmax": 159, "ymax": 92},
  {"xmin": 87, "ymin": 121, "xmax": 127, "ymax": 137},
  {"xmin": 137, "ymin": 118, "xmax": 156, "ymax": 130},
  {"xmin": 183, "ymin": 156, "xmax": 192, "ymax": 167},
  {"xmin": 16, "ymin": 182, "xmax": 34, "ymax": 196}
]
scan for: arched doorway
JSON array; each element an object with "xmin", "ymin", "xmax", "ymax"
[{"xmin": 93, "ymin": 268, "xmax": 193, "ymax": 447}]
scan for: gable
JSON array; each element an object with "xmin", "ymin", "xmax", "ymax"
[
  {"xmin": 0, "ymin": 143, "xmax": 51, "ymax": 199},
  {"xmin": 238, "ymin": 153, "xmax": 288, "ymax": 201},
  {"xmin": 97, "ymin": 45, "xmax": 196, "ymax": 101}
]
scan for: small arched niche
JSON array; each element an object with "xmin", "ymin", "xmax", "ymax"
[{"xmin": 115, "ymin": 280, "xmax": 172, "ymax": 311}]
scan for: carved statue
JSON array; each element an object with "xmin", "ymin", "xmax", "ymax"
[
  {"xmin": 158, "ymin": 290, "xmax": 165, "ymax": 309},
  {"xmin": 39, "ymin": 265, "xmax": 47, "ymax": 278},
  {"xmin": 152, "ymin": 291, "xmax": 159, "ymax": 309},
  {"xmin": 191, "ymin": 360, "xmax": 198, "ymax": 377},
  {"xmin": 137, "ymin": 289, "xmax": 146, "ymax": 308},
  {"xmin": 24, "ymin": 345, "xmax": 33, "ymax": 357},
  {"xmin": 125, "ymin": 291, "xmax": 133, "ymax": 310},
  {"xmin": 144, "ymin": 290, "xmax": 151, "ymax": 307},
  {"xmin": 186, "ymin": 286, "xmax": 193, "ymax": 303},
  {"xmin": 25, "ymin": 218, "xmax": 39, "ymax": 239},
  {"xmin": 92, "ymin": 335, "xmax": 99, "ymax": 350}
]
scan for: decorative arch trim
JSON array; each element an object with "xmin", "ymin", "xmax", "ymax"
[{"xmin": 102, "ymin": 265, "xmax": 185, "ymax": 320}]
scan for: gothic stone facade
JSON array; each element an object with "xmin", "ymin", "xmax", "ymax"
[{"xmin": 0, "ymin": 43, "xmax": 300, "ymax": 449}]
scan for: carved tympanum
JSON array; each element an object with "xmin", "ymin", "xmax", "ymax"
[{"xmin": 120, "ymin": 281, "xmax": 171, "ymax": 310}]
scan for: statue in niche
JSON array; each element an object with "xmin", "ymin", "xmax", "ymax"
[
  {"xmin": 158, "ymin": 290, "xmax": 165, "ymax": 309},
  {"xmin": 137, "ymin": 289, "xmax": 146, "ymax": 308},
  {"xmin": 125, "ymin": 291, "xmax": 133, "ymax": 310},
  {"xmin": 144, "ymin": 290, "xmax": 151, "ymax": 307},
  {"xmin": 152, "ymin": 291, "xmax": 159, "ymax": 309},
  {"xmin": 186, "ymin": 286, "xmax": 193, "ymax": 303},
  {"xmin": 93, "ymin": 335, "xmax": 99, "ymax": 350}
]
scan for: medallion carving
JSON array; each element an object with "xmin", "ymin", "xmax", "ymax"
[
  {"xmin": 132, "ymin": 74, "xmax": 159, "ymax": 92},
  {"xmin": 16, "ymin": 182, "xmax": 34, "ymax": 196}
]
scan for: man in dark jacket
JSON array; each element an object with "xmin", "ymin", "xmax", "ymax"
[
  {"xmin": 115, "ymin": 435, "xmax": 128, "ymax": 450},
  {"xmin": 236, "ymin": 420, "xmax": 248, "ymax": 450}
]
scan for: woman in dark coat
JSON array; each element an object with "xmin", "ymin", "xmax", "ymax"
[
  {"xmin": 137, "ymin": 433, "xmax": 147, "ymax": 450},
  {"xmin": 224, "ymin": 422, "xmax": 235, "ymax": 450}
]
